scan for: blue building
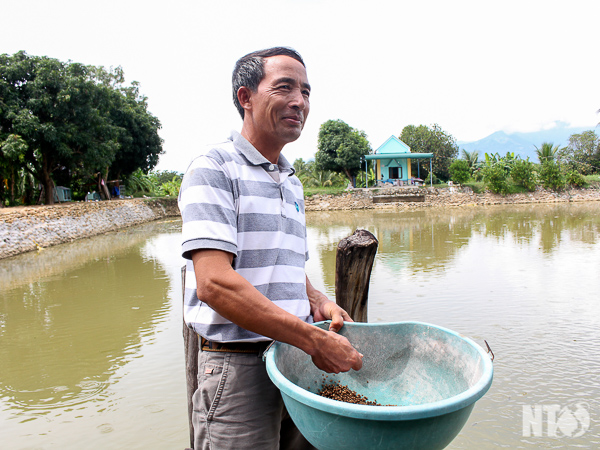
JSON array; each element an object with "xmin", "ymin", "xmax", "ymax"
[{"xmin": 364, "ymin": 136, "xmax": 433, "ymax": 187}]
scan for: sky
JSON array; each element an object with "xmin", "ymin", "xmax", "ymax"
[{"xmin": 2, "ymin": 0, "xmax": 599, "ymax": 173}]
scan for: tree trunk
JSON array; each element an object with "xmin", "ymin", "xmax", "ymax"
[
  {"xmin": 9, "ymin": 166, "xmax": 15, "ymax": 205},
  {"xmin": 97, "ymin": 173, "xmax": 111, "ymax": 200},
  {"xmin": 42, "ymin": 153, "xmax": 55, "ymax": 205},
  {"xmin": 335, "ymin": 229, "xmax": 378, "ymax": 322}
]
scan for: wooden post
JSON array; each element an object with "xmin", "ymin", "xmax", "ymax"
[
  {"xmin": 335, "ymin": 229, "xmax": 378, "ymax": 323},
  {"xmin": 182, "ymin": 265, "xmax": 198, "ymax": 449}
]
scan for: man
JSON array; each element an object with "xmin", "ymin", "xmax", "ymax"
[{"xmin": 179, "ymin": 47, "xmax": 363, "ymax": 450}]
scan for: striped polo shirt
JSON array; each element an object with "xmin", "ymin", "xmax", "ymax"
[{"xmin": 178, "ymin": 131, "xmax": 311, "ymax": 342}]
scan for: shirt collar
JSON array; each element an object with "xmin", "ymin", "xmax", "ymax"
[{"xmin": 230, "ymin": 130, "xmax": 295, "ymax": 175}]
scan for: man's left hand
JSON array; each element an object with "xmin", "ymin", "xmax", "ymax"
[{"xmin": 306, "ymin": 276, "xmax": 353, "ymax": 332}]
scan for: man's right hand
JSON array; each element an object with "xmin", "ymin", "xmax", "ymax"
[{"xmin": 309, "ymin": 329, "xmax": 363, "ymax": 374}]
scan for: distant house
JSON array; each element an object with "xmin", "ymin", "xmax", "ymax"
[{"xmin": 364, "ymin": 136, "xmax": 433, "ymax": 187}]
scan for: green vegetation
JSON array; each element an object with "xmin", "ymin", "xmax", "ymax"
[
  {"xmin": 560, "ymin": 131, "xmax": 600, "ymax": 175},
  {"xmin": 0, "ymin": 51, "xmax": 163, "ymax": 206},
  {"xmin": 315, "ymin": 119, "xmax": 372, "ymax": 185},
  {"xmin": 482, "ymin": 162, "xmax": 510, "ymax": 194},
  {"xmin": 303, "ymin": 186, "xmax": 347, "ymax": 197},
  {"xmin": 510, "ymin": 159, "xmax": 537, "ymax": 191},
  {"xmin": 446, "ymin": 132, "xmax": 600, "ymax": 195},
  {"xmin": 125, "ymin": 170, "xmax": 182, "ymax": 197},
  {"xmin": 535, "ymin": 142, "xmax": 560, "ymax": 163},
  {"xmin": 449, "ymin": 159, "xmax": 471, "ymax": 184},
  {"xmin": 538, "ymin": 160, "xmax": 566, "ymax": 191},
  {"xmin": 400, "ymin": 124, "xmax": 459, "ymax": 181},
  {"xmin": 294, "ymin": 158, "xmax": 347, "ymax": 189}
]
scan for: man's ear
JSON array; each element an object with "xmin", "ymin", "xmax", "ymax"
[{"xmin": 237, "ymin": 87, "xmax": 252, "ymax": 114}]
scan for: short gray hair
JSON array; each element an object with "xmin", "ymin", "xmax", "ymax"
[{"xmin": 232, "ymin": 47, "xmax": 305, "ymax": 119}]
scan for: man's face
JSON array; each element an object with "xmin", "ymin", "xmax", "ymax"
[{"xmin": 247, "ymin": 55, "xmax": 311, "ymax": 149}]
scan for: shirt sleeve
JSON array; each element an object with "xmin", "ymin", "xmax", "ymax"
[{"xmin": 178, "ymin": 153, "xmax": 238, "ymax": 260}]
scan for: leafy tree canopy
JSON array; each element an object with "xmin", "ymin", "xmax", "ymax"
[
  {"xmin": 535, "ymin": 142, "xmax": 561, "ymax": 163},
  {"xmin": 315, "ymin": 119, "xmax": 372, "ymax": 182},
  {"xmin": 559, "ymin": 130, "xmax": 600, "ymax": 175},
  {"xmin": 448, "ymin": 159, "xmax": 471, "ymax": 184},
  {"xmin": 399, "ymin": 124, "xmax": 458, "ymax": 181},
  {"xmin": 0, "ymin": 51, "xmax": 163, "ymax": 205}
]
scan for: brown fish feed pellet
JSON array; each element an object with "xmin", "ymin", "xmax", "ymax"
[{"xmin": 317, "ymin": 382, "xmax": 386, "ymax": 406}]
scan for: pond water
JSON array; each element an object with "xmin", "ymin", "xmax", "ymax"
[{"xmin": 1, "ymin": 203, "xmax": 599, "ymax": 449}]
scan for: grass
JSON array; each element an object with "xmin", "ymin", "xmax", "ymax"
[
  {"xmin": 304, "ymin": 186, "xmax": 348, "ymax": 197},
  {"xmin": 584, "ymin": 175, "xmax": 600, "ymax": 188}
]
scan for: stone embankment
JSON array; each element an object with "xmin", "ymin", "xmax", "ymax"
[
  {"xmin": 304, "ymin": 186, "xmax": 600, "ymax": 211},
  {"xmin": 3, "ymin": 187, "xmax": 600, "ymax": 260},
  {"xmin": 0, "ymin": 198, "xmax": 179, "ymax": 260}
]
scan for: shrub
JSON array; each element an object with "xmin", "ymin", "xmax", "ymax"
[
  {"xmin": 510, "ymin": 159, "xmax": 537, "ymax": 191},
  {"xmin": 424, "ymin": 172, "xmax": 440, "ymax": 185},
  {"xmin": 482, "ymin": 162, "xmax": 510, "ymax": 194},
  {"xmin": 565, "ymin": 170, "xmax": 586, "ymax": 188},
  {"xmin": 538, "ymin": 160, "xmax": 565, "ymax": 191},
  {"xmin": 449, "ymin": 160, "xmax": 471, "ymax": 184},
  {"xmin": 159, "ymin": 176, "xmax": 182, "ymax": 196}
]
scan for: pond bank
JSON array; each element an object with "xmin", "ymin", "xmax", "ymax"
[
  {"xmin": 305, "ymin": 186, "xmax": 600, "ymax": 211},
  {"xmin": 0, "ymin": 198, "xmax": 179, "ymax": 260},
  {"xmin": 3, "ymin": 187, "xmax": 600, "ymax": 259}
]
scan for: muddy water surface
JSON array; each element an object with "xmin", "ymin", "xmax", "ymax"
[{"xmin": 1, "ymin": 203, "xmax": 599, "ymax": 449}]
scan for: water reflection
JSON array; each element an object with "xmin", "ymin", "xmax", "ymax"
[
  {"xmin": 307, "ymin": 202, "xmax": 600, "ymax": 449},
  {"xmin": 0, "ymin": 221, "xmax": 178, "ymax": 414},
  {"xmin": 308, "ymin": 203, "xmax": 600, "ymax": 286}
]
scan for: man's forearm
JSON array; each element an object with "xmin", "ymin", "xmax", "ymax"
[
  {"xmin": 192, "ymin": 249, "xmax": 362, "ymax": 373},
  {"xmin": 192, "ymin": 249, "xmax": 326, "ymax": 354}
]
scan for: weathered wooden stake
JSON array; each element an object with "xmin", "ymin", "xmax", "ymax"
[
  {"xmin": 335, "ymin": 229, "xmax": 379, "ymax": 323},
  {"xmin": 182, "ymin": 265, "xmax": 198, "ymax": 449}
]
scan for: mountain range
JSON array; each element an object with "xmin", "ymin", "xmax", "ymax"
[{"xmin": 457, "ymin": 122, "xmax": 598, "ymax": 162}]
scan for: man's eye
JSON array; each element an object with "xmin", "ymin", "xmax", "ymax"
[
  {"xmin": 302, "ymin": 90, "xmax": 310, "ymax": 97},
  {"xmin": 278, "ymin": 85, "xmax": 290, "ymax": 90}
]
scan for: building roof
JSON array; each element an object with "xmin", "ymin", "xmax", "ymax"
[
  {"xmin": 366, "ymin": 135, "xmax": 433, "ymax": 159},
  {"xmin": 365, "ymin": 152, "xmax": 433, "ymax": 160},
  {"xmin": 374, "ymin": 135, "xmax": 411, "ymax": 154}
]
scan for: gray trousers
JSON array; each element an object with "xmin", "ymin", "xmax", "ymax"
[{"xmin": 193, "ymin": 350, "xmax": 315, "ymax": 450}]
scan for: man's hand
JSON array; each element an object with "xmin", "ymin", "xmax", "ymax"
[
  {"xmin": 309, "ymin": 330, "xmax": 363, "ymax": 373},
  {"xmin": 305, "ymin": 275, "xmax": 363, "ymax": 372},
  {"xmin": 306, "ymin": 275, "xmax": 353, "ymax": 332}
]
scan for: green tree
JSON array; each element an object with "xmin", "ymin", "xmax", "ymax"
[
  {"xmin": 315, "ymin": 119, "xmax": 372, "ymax": 184},
  {"xmin": 535, "ymin": 142, "xmax": 560, "ymax": 163},
  {"xmin": 565, "ymin": 170, "xmax": 586, "ymax": 187},
  {"xmin": 538, "ymin": 160, "xmax": 565, "ymax": 190},
  {"xmin": 152, "ymin": 170, "xmax": 183, "ymax": 186},
  {"xmin": 107, "ymin": 80, "xmax": 163, "ymax": 181},
  {"xmin": 126, "ymin": 169, "xmax": 157, "ymax": 195},
  {"xmin": 0, "ymin": 134, "xmax": 29, "ymax": 205},
  {"xmin": 461, "ymin": 149, "xmax": 479, "ymax": 170},
  {"xmin": 449, "ymin": 159, "xmax": 471, "ymax": 184},
  {"xmin": 295, "ymin": 159, "xmax": 344, "ymax": 188},
  {"xmin": 292, "ymin": 158, "xmax": 311, "ymax": 179},
  {"xmin": 0, "ymin": 51, "xmax": 163, "ymax": 205},
  {"xmin": 559, "ymin": 131, "xmax": 600, "ymax": 175},
  {"xmin": 510, "ymin": 159, "xmax": 537, "ymax": 191},
  {"xmin": 482, "ymin": 162, "xmax": 510, "ymax": 194},
  {"xmin": 400, "ymin": 124, "xmax": 458, "ymax": 181}
]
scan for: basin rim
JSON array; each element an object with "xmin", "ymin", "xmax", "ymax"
[{"xmin": 265, "ymin": 321, "xmax": 494, "ymax": 421}]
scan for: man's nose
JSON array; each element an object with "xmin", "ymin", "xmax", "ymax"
[{"xmin": 289, "ymin": 88, "xmax": 307, "ymax": 110}]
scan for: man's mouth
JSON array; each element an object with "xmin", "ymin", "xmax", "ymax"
[{"xmin": 283, "ymin": 115, "xmax": 303, "ymax": 125}]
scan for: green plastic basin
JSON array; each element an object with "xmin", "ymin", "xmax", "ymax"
[{"xmin": 265, "ymin": 321, "xmax": 493, "ymax": 450}]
